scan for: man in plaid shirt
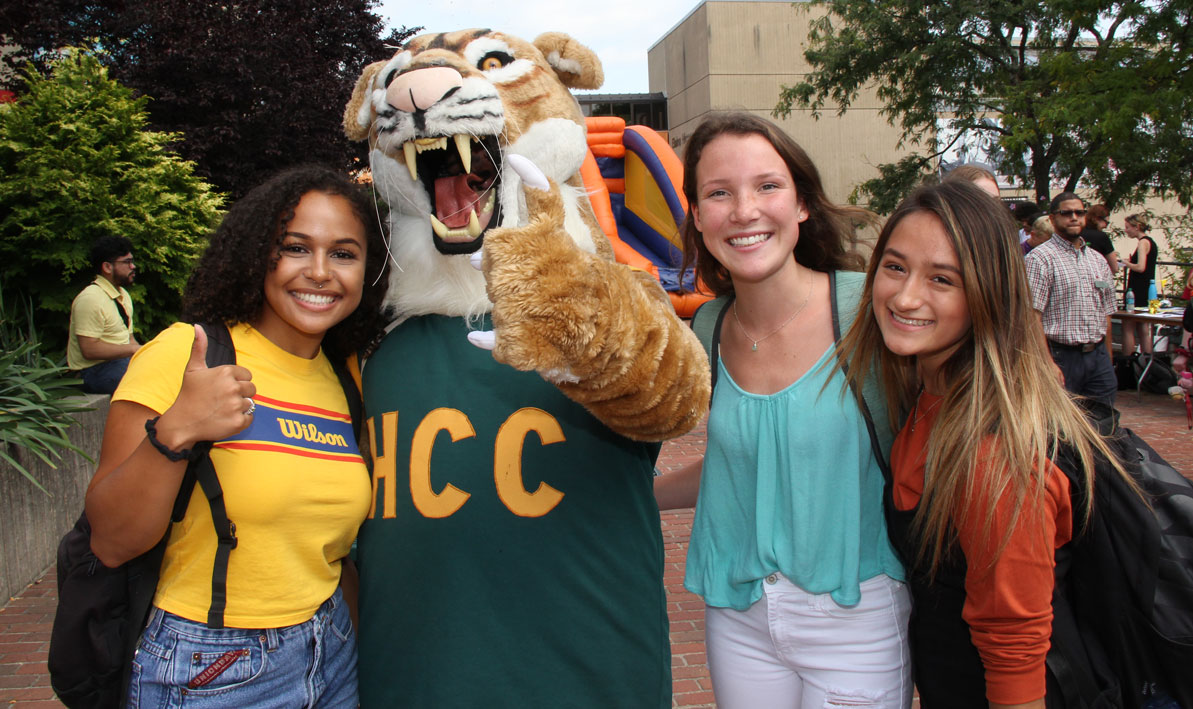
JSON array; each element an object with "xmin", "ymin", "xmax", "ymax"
[{"xmin": 1025, "ymin": 192, "xmax": 1118, "ymax": 406}]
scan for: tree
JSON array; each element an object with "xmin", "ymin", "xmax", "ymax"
[
  {"xmin": 0, "ymin": 0, "xmax": 124, "ymax": 84},
  {"xmin": 0, "ymin": 51, "xmax": 224, "ymax": 353},
  {"xmin": 775, "ymin": 0, "xmax": 1193, "ymax": 212},
  {"xmin": 2, "ymin": 0, "xmax": 419, "ymax": 198}
]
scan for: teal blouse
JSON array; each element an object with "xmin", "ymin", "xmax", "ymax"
[{"xmin": 684, "ymin": 346, "xmax": 905, "ymax": 610}]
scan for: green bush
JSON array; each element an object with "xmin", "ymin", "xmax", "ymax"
[
  {"xmin": 0, "ymin": 288, "xmax": 93, "ymax": 494},
  {"xmin": 1152, "ymin": 211, "xmax": 1193, "ymax": 303},
  {"xmin": 0, "ymin": 50, "xmax": 224, "ymax": 354}
]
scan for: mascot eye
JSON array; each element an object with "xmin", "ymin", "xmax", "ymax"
[
  {"xmin": 383, "ymin": 69, "xmax": 398, "ymax": 88},
  {"xmin": 478, "ymin": 51, "xmax": 514, "ymax": 72}
]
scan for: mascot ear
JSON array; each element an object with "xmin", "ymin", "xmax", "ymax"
[
  {"xmin": 533, "ymin": 33, "xmax": 604, "ymax": 91},
  {"xmin": 344, "ymin": 60, "xmax": 387, "ymax": 142}
]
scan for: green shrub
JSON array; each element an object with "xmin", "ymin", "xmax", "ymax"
[
  {"xmin": 0, "ymin": 49, "xmax": 224, "ymax": 354},
  {"xmin": 0, "ymin": 288, "xmax": 93, "ymax": 494},
  {"xmin": 1153, "ymin": 211, "xmax": 1193, "ymax": 303}
]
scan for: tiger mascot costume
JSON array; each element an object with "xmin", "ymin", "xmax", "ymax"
[{"xmin": 343, "ymin": 29, "xmax": 709, "ymax": 707}]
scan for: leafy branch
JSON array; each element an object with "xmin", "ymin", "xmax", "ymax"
[{"xmin": 0, "ymin": 288, "xmax": 93, "ymax": 494}]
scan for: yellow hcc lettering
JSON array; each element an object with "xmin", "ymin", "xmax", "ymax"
[{"xmin": 367, "ymin": 407, "xmax": 566, "ymax": 520}]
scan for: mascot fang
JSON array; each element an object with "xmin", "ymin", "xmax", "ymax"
[{"xmin": 344, "ymin": 29, "xmax": 709, "ymax": 707}]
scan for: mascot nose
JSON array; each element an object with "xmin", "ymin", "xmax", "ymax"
[{"xmin": 388, "ymin": 66, "xmax": 464, "ymax": 113}]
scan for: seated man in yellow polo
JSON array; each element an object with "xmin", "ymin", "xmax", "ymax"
[{"xmin": 67, "ymin": 236, "xmax": 141, "ymax": 394}]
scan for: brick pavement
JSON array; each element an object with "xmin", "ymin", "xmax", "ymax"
[{"xmin": 3, "ymin": 394, "xmax": 1189, "ymax": 708}]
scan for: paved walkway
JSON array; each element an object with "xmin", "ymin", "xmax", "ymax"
[{"xmin": 3, "ymin": 391, "xmax": 1189, "ymax": 707}]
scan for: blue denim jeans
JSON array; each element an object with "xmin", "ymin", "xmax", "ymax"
[
  {"xmin": 126, "ymin": 588, "xmax": 357, "ymax": 708},
  {"xmin": 1048, "ymin": 343, "xmax": 1118, "ymax": 408},
  {"xmin": 79, "ymin": 356, "xmax": 130, "ymax": 394}
]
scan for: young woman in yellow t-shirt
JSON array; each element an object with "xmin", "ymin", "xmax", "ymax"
[{"xmin": 85, "ymin": 165, "xmax": 388, "ymax": 707}]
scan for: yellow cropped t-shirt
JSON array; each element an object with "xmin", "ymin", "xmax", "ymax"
[{"xmin": 113, "ymin": 322, "xmax": 370, "ymax": 628}]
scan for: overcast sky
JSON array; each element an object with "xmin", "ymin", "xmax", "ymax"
[{"xmin": 374, "ymin": 0, "xmax": 702, "ymax": 94}]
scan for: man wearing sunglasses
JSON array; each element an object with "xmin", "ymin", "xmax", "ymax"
[
  {"xmin": 67, "ymin": 236, "xmax": 141, "ymax": 394},
  {"xmin": 1025, "ymin": 192, "xmax": 1119, "ymax": 406}
]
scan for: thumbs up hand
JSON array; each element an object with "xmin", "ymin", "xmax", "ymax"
[{"xmin": 156, "ymin": 325, "xmax": 256, "ymax": 450}]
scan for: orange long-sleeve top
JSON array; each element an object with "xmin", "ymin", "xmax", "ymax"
[{"xmin": 890, "ymin": 393, "xmax": 1072, "ymax": 705}]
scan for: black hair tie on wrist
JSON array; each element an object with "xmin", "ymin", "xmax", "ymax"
[{"xmin": 144, "ymin": 416, "xmax": 195, "ymax": 462}]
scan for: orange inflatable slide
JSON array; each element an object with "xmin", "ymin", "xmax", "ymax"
[{"xmin": 581, "ymin": 117, "xmax": 710, "ymax": 317}]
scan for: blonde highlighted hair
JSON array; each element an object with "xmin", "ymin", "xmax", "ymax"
[
  {"xmin": 837, "ymin": 181, "xmax": 1124, "ymax": 572},
  {"xmin": 1031, "ymin": 215, "xmax": 1054, "ymax": 240}
]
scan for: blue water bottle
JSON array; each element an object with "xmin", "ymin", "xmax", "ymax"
[
  {"xmin": 1126, "ymin": 289, "xmax": 1135, "ymax": 312},
  {"xmin": 1148, "ymin": 279, "xmax": 1158, "ymax": 302}
]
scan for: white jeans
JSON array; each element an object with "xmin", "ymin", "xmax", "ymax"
[{"xmin": 706, "ymin": 573, "xmax": 912, "ymax": 708}]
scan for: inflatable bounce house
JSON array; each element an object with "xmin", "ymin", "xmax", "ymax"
[{"xmin": 581, "ymin": 117, "xmax": 710, "ymax": 317}]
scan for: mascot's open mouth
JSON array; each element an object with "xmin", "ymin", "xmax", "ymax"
[{"xmin": 400, "ymin": 134, "xmax": 502, "ymax": 255}]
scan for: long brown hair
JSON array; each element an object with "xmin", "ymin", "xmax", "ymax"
[
  {"xmin": 838, "ymin": 181, "xmax": 1125, "ymax": 572},
  {"xmin": 678, "ymin": 112, "xmax": 875, "ymax": 295}
]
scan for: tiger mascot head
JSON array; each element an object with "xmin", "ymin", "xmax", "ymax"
[{"xmin": 345, "ymin": 29, "xmax": 608, "ymax": 320}]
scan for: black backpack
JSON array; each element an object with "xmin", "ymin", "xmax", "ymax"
[
  {"xmin": 1117, "ymin": 354, "xmax": 1180, "ymax": 395},
  {"xmin": 1048, "ymin": 405, "xmax": 1193, "ymax": 709},
  {"xmin": 47, "ymin": 323, "xmax": 363, "ymax": 709}
]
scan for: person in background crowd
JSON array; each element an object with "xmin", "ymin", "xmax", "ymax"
[
  {"xmin": 1080, "ymin": 204, "xmax": 1118, "ymax": 272},
  {"xmin": 1024, "ymin": 192, "xmax": 1118, "ymax": 406},
  {"xmin": 1013, "ymin": 202, "xmax": 1043, "ymax": 248},
  {"xmin": 68, "ymin": 236, "xmax": 141, "ymax": 394},
  {"xmin": 1122, "ymin": 213, "xmax": 1158, "ymax": 357},
  {"xmin": 1023, "ymin": 216, "xmax": 1053, "ymax": 254},
  {"xmin": 943, "ymin": 163, "xmax": 1000, "ymax": 199},
  {"xmin": 1175, "ymin": 269, "xmax": 1193, "ymax": 375}
]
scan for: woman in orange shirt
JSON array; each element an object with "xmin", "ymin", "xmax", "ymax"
[{"xmin": 836, "ymin": 180, "xmax": 1125, "ymax": 708}]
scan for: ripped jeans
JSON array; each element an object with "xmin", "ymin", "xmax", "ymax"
[{"xmin": 706, "ymin": 573, "xmax": 912, "ymax": 708}]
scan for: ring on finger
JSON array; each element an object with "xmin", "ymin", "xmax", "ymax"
[{"xmin": 245, "ymin": 398, "xmax": 256, "ymax": 417}]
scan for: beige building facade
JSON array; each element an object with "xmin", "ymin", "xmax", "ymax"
[
  {"xmin": 647, "ymin": 0, "xmax": 1190, "ymax": 285},
  {"xmin": 648, "ymin": 0, "xmax": 915, "ymax": 206}
]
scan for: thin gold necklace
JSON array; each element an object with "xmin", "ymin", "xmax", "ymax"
[
  {"xmin": 732, "ymin": 272, "xmax": 813, "ymax": 352},
  {"xmin": 910, "ymin": 387, "xmax": 943, "ymax": 432}
]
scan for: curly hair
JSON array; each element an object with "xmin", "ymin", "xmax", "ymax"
[
  {"xmin": 181, "ymin": 165, "xmax": 389, "ymax": 360},
  {"xmin": 678, "ymin": 112, "xmax": 875, "ymax": 296}
]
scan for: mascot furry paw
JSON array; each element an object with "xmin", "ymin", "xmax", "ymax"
[{"xmin": 343, "ymin": 29, "xmax": 709, "ymax": 708}]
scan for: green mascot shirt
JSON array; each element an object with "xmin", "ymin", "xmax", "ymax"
[{"xmin": 357, "ymin": 314, "xmax": 670, "ymax": 708}]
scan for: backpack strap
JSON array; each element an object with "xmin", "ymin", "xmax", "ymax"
[
  {"xmin": 830, "ymin": 270, "xmax": 894, "ymax": 480},
  {"xmin": 120, "ymin": 320, "xmax": 240, "ymax": 707},
  {"xmin": 111, "ymin": 296, "xmax": 131, "ymax": 330},
  {"xmin": 193, "ymin": 450, "xmax": 234, "ymax": 627},
  {"xmin": 332, "ymin": 356, "xmax": 363, "ymax": 445},
  {"xmin": 690, "ymin": 295, "xmax": 731, "ymax": 394},
  {"xmin": 195, "ymin": 322, "xmax": 238, "ymax": 628}
]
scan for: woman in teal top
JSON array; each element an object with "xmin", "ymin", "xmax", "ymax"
[{"xmin": 656, "ymin": 112, "xmax": 910, "ymax": 708}]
